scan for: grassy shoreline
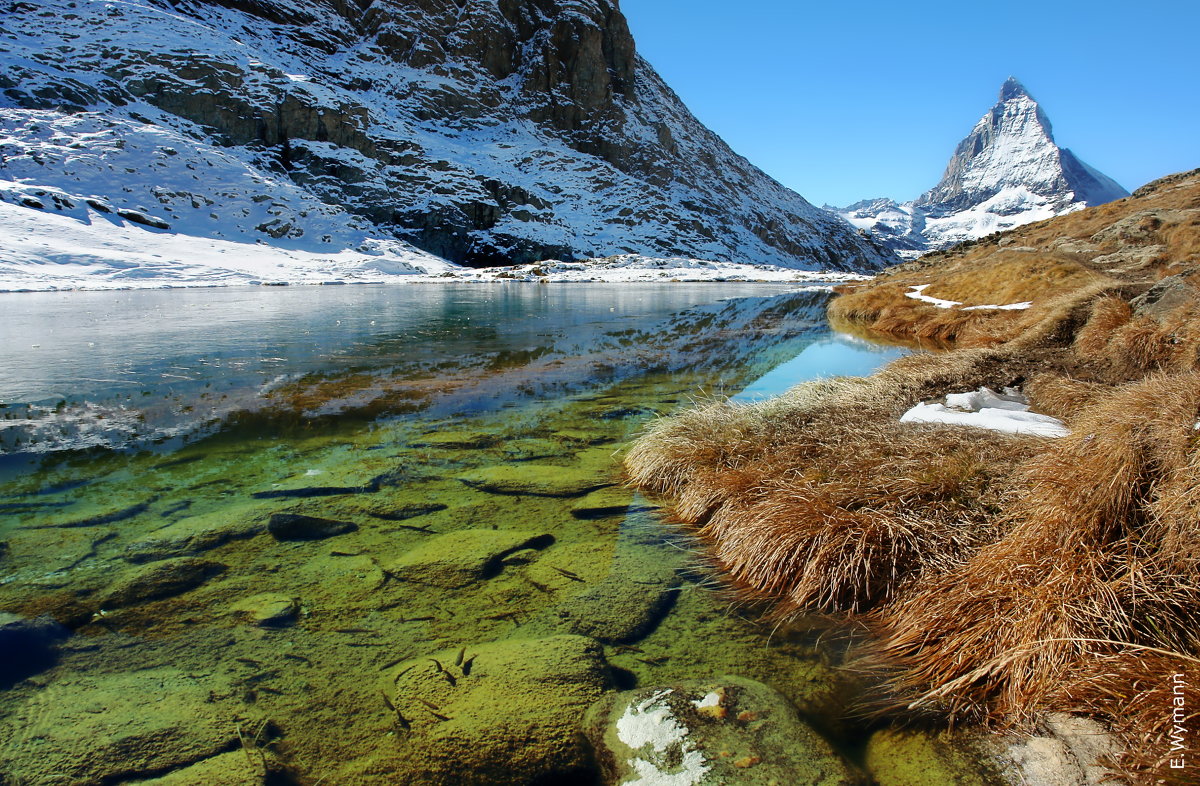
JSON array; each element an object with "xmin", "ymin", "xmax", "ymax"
[{"xmin": 626, "ymin": 169, "xmax": 1200, "ymax": 782}]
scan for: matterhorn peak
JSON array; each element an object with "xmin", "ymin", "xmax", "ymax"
[
  {"xmin": 837, "ymin": 77, "xmax": 1128, "ymax": 257},
  {"xmin": 998, "ymin": 76, "xmax": 1031, "ymax": 102}
]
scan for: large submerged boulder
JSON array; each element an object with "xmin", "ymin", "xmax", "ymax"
[
  {"xmin": 382, "ymin": 635, "xmax": 612, "ymax": 785},
  {"xmin": 584, "ymin": 675, "xmax": 865, "ymax": 786},
  {"xmin": 0, "ymin": 668, "xmax": 239, "ymax": 784}
]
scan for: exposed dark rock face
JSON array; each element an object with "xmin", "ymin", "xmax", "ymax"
[{"xmin": 0, "ymin": 0, "xmax": 892, "ymax": 271}]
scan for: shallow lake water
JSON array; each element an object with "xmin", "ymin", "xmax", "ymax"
[{"xmin": 0, "ymin": 283, "xmax": 904, "ymax": 784}]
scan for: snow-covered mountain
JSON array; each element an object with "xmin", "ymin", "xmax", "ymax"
[
  {"xmin": 0, "ymin": 0, "xmax": 892, "ymax": 290},
  {"xmin": 836, "ymin": 78, "xmax": 1128, "ymax": 257}
]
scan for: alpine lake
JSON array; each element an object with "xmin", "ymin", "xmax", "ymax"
[{"xmin": 0, "ymin": 283, "xmax": 905, "ymax": 785}]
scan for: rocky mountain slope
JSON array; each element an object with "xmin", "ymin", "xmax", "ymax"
[
  {"xmin": 0, "ymin": 0, "xmax": 892, "ymax": 288},
  {"xmin": 836, "ymin": 78, "xmax": 1128, "ymax": 256}
]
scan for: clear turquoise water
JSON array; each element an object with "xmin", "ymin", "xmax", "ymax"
[{"xmin": 0, "ymin": 283, "xmax": 903, "ymax": 784}]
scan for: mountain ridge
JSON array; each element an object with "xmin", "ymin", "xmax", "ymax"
[
  {"xmin": 0, "ymin": 0, "xmax": 893, "ymax": 287},
  {"xmin": 837, "ymin": 77, "xmax": 1128, "ymax": 257}
]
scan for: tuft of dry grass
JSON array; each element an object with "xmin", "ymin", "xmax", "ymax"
[
  {"xmin": 1055, "ymin": 651, "xmax": 1200, "ymax": 781},
  {"xmin": 1072, "ymin": 295, "xmax": 1200, "ymax": 381},
  {"xmin": 626, "ymin": 349, "xmax": 1046, "ymax": 616},
  {"xmin": 1022, "ymin": 372, "xmax": 1108, "ymax": 424},
  {"xmin": 868, "ymin": 372, "xmax": 1200, "ymax": 728},
  {"xmin": 691, "ymin": 422, "xmax": 1025, "ymax": 615},
  {"xmin": 1073, "ymin": 296, "xmax": 1133, "ymax": 359}
]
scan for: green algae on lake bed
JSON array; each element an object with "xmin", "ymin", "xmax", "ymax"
[{"xmin": 0, "ymin": 284, "xmax": 905, "ymax": 784}]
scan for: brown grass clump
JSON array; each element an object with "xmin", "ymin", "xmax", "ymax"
[
  {"xmin": 870, "ymin": 372, "xmax": 1200, "ymax": 727},
  {"xmin": 626, "ymin": 170, "xmax": 1200, "ymax": 780},
  {"xmin": 691, "ymin": 421, "xmax": 1026, "ymax": 614},
  {"xmin": 1073, "ymin": 295, "xmax": 1134, "ymax": 358},
  {"xmin": 626, "ymin": 349, "xmax": 1045, "ymax": 615},
  {"xmin": 1022, "ymin": 372, "xmax": 1108, "ymax": 424},
  {"xmin": 1055, "ymin": 651, "xmax": 1200, "ymax": 781},
  {"xmin": 1073, "ymin": 294, "xmax": 1200, "ymax": 380}
]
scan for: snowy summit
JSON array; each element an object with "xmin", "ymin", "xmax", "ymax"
[{"xmin": 836, "ymin": 78, "xmax": 1129, "ymax": 257}]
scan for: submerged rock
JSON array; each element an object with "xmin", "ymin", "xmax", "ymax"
[
  {"xmin": 230, "ymin": 592, "xmax": 298, "ymax": 627},
  {"xmin": 523, "ymin": 554, "xmax": 680, "ymax": 644},
  {"xmin": 0, "ymin": 667, "xmax": 238, "ymax": 784},
  {"xmin": 27, "ymin": 499, "xmax": 153, "ymax": 529},
  {"xmin": 124, "ymin": 514, "xmax": 264, "ymax": 563},
  {"xmin": 267, "ymin": 512, "xmax": 357, "ymax": 541},
  {"xmin": 585, "ymin": 676, "xmax": 864, "ymax": 786},
  {"xmin": 412, "ymin": 430, "xmax": 501, "ymax": 449},
  {"xmin": 866, "ymin": 728, "xmax": 998, "ymax": 786},
  {"xmin": 252, "ymin": 485, "xmax": 371, "ymax": 499},
  {"xmin": 384, "ymin": 528, "xmax": 554, "ymax": 589},
  {"xmin": 523, "ymin": 510, "xmax": 686, "ymax": 644},
  {"xmin": 384, "ymin": 635, "xmax": 611, "ymax": 786},
  {"xmin": 99, "ymin": 557, "xmax": 225, "ymax": 609},
  {"xmin": 569, "ymin": 486, "xmax": 653, "ymax": 520},
  {"xmin": 866, "ymin": 716, "xmax": 1122, "ymax": 786},
  {"xmin": 457, "ymin": 464, "xmax": 613, "ymax": 497},
  {"xmin": 367, "ymin": 503, "xmax": 447, "ymax": 522},
  {"xmin": 133, "ymin": 749, "xmax": 274, "ymax": 785}
]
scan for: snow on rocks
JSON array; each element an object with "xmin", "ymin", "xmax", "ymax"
[
  {"xmin": 900, "ymin": 387, "xmax": 1069, "ymax": 438},
  {"xmin": 0, "ymin": 199, "xmax": 864, "ymax": 293},
  {"xmin": 381, "ymin": 636, "xmax": 610, "ymax": 785},
  {"xmin": 451, "ymin": 256, "xmax": 870, "ymax": 285},
  {"xmin": 0, "ymin": 0, "xmax": 891, "ymax": 284}
]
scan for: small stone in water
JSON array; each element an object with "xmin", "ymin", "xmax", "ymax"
[
  {"xmin": 230, "ymin": 593, "xmax": 298, "ymax": 627},
  {"xmin": 267, "ymin": 513, "xmax": 357, "ymax": 541}
]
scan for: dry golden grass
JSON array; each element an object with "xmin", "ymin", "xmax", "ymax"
[
  {"xmin": 1072, "ymin": 293, "xmax": 1200, "ymax": 380},
  {"xmin": 918, "ymin": 254, "xmax": 1100, "ymax": 304},
  {"xmin": 831, "ymin": 169, "xmax": 1200, "ymax": 355},
  {"xmin": 829, "ymin": 256, "xmax": 1115, "ymax": 349},
  {"xmin": 627, "ymin": 349, "xmax": 1047, "ymax": 615},
  {"xmin": 869, "ymin": 372, "xmax": 1200, "ymax": 726},
  {"xmin": 626, "ymin": 170, "xmax": 1200, "ymax": 781},
  {"xmin": 1022, "ymin": 372, "xmax": 1108, "ymax": 423},
  {"xmin": 1055, "ymin": 652, "xmax": 1200, "ymax": 782},
  {"xmin": 691, "ymin": 422, "xmax": 1026, "ymax": 615}
]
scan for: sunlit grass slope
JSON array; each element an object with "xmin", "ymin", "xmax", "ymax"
[{"xmin": 626, "ymin": 168, "xmax": 1200, "ymax": 780}]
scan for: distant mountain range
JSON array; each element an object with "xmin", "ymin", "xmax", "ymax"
[
  {"xmin": 833, "ymin": 78, "xmax": 1128, "ymax": 257},
  {"xmin": 0, "ymin": 0, "xmax": 893, "ymax": 290}
]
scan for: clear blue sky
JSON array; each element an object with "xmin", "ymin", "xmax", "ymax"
[{"xmin": 621, "ymin": 0, "xmax": 1199, "ymax": 207}]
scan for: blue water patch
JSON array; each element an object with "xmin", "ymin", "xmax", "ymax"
[{"xmin": 734, "ymin": 332, "xmax": 908, "ymax": 402}]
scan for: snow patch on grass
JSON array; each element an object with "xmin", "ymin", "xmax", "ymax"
[
  {"xmin": 901, "ymin": 387, "xmax": 1069, "ymax": 438},
  {"xmin": 905, "ymin": 284, "xmax": 1033, "ymax": 312}
]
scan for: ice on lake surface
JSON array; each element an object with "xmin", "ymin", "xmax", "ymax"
[{"xmin": 0, "ymin": 283, "xmax": 902, "ymax": 784}]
